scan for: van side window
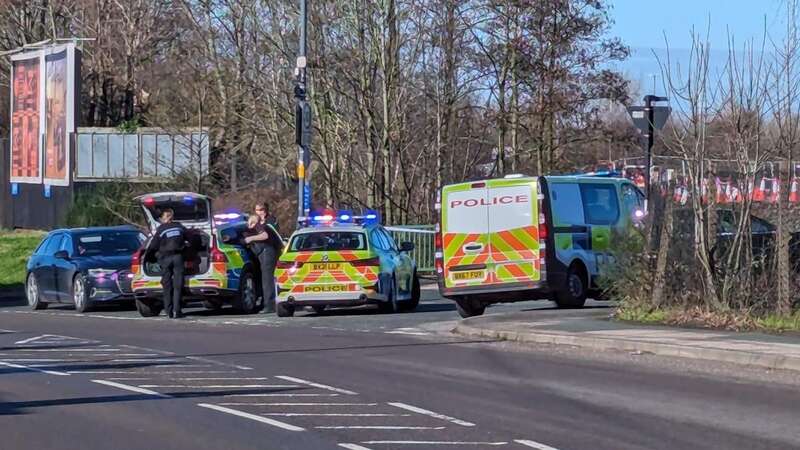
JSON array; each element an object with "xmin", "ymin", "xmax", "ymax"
[
  {"xmin": 370, "ymin": 230, "xmax": 389, "ymax": 251},
  {"xmin": 580, "ymin": 184, "xmax": 620, "ymax": 225},
  {"xmin": 549, "ymin": 183, "xmax": 585, "ymax": 225}
]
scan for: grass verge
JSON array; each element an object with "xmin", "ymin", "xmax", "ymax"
[
  {"xmin": 616, "ymin": 305, "xmax": 800, "ymax": 334},
  {"xmin": 0, "ymin": 230, "xmax": 45, "ymax": 290}
]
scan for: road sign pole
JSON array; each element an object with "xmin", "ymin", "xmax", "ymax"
[
  {"xmin": 295, "ymin": 0, "xmax": 309, "ymax": 225},
  {"xmin": 644, "ymin": 95, "xmax": 655, "ymax": 202}
]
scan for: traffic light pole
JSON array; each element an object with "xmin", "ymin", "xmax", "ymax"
[
  {"xmin": 295, "ymin": 0, "xmax": 309, "ymax": 225},
  {"xmin": 644, "ymin": 95, "xmax": 655, "ymax": 202}
]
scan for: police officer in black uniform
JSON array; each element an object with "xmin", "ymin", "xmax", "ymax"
[{"xmin": 147, "ymin": 208, "xmax": 188, "ymax": 319}]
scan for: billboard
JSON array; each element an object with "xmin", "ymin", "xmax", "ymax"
[
  {"xmin": 9, "ymin": 43, "xmax": 78, "ymax": 186},
  {"xmin": 9, "ymin": 54, "xmax": 41, "ymax": 183}
]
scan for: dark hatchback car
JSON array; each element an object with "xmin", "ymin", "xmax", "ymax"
[{"xmin": 26, "ymin": 226, "xmax": 145, "ymax": 312}]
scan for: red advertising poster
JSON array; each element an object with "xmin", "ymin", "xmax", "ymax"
[
  {"xmin": 10, "ymin": 57, "xmax": 41, "ymax": 182},
  {"xmin": 44, "ymin": 50, "xmax": 68, "ymax": 183}
]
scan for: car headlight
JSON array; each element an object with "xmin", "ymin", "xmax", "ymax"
[{"xmin": 88, "ymin": 269, "xmax": 116, "ymax": 278}]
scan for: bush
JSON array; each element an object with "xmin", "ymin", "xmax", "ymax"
[{"xmin": 0, "ymin": 230, "xmax": 45, "ymax": 290}]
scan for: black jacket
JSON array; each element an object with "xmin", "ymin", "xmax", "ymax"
[{"xmin": 148, "ymin": 222, "xmax": 188, "ymax": 256}]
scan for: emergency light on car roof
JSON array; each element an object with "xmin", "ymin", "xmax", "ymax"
[{"xmin": 301, "ymin": 209, "xmax": 380, "ymax": 226}]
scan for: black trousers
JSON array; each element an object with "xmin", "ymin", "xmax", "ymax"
[
  {"xmin": 159, "ymin": 253, "xmax": 184, "ymax": 317},
  {"xmin": 257, "ymin": 247, "xmax": 277, "ymax": 313}
]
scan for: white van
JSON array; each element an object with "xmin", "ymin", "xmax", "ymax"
[{"xmin": 435, "ymin": 174, "xmax": 644, "ymax": 317}]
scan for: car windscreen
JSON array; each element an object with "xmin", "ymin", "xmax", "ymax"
[
  {"xmin": 75, "ymin": 231, "xmax": 144, "ymax": 256},
  {"xmin": 288, "ymin": 231, "xmax": 367, "ymax": 252}
]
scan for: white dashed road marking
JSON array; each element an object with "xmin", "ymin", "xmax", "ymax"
[
  {"xmin": 387, "ymin": 402, "xmax": 475, "ymax": 427},
  {"xmin": 198, "ymin": 403, "xmax": 305, "ymax": 431},
  {"xmin": 187, "ymin": 356, "xmax": 253, "ymax": 370},
  {"xmin": 361, "ymin": 441, "xmax": 507, "ymax": 446},
  {"xmin": 338, "ymin": 444, "xmax": 374, "ymax": 450},
  {"xmin": 319, "ymin": 426, "xmax": 446, "ymax": 430},
  {"xmin": 275, "ymin": 375, "xmax": 358, "ymax": 395},
  {"xmin": 217, "ymin": 402, "xmax": 379, "ymax": 406},
  {"xmin": 138, "ymin": 384, "xmax": 297, "ymax": 389},
  {"xmin": 224, "ymin": 393, "xmax": 340, "ymax": 397},
  {"xmin": 91, "ymin": 380, "xmax": 171, "ymax": 398},
  {"xmin": 264, "ymin": 413, "xmax": 410, "ymax": 417},
  {"xmin": 0, "ymin": 361, "xmax": 69, "ymax": 376},
  {"xmin": 514, "ymin": 440, "xmax": 561, "ymax": 450}
]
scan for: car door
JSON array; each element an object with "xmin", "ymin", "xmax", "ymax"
[
  {"xmin": 36, "ymin": 233, "xmax": 64, "ymax": 301},
  {"xmin": 380, "ymin": 227, "xmax": 414, "ymax": 296},
  {"xmin": 54, "ymin": 234, "xmax": 78, "ymax": 302}
]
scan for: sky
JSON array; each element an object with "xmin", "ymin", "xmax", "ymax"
[{"xmin": 608, "ymin": 0, "xmax": 791, "ymax": 96}]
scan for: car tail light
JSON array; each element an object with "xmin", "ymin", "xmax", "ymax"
[
  {"xmin": 211, "ymin": 247, "xmax": 228, "ymax": 263},
  {"xmin": 131, "ymin": 249, "xmax": 142, "ymax": 273},
  {"xmin": 351, "ymin": 256, "xmax": 380, "ymax": 267},
  {"xmin": 538, "ymin": 213, "xmax": 548, "ymax": 240}
]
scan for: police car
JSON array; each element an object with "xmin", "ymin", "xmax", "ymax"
[
  {"xmin": 274, "ymin": 211, "xmax": 420, "ymax": 317},
  {"xmin": 130, "ymin": 192, "xmax": 262, "ymax": 316}
]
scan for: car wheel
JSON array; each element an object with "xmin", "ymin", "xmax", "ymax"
[
  {"xmin": 276, "ymin": 301, "xmax": 294, "ymax": 317},
  {"xmin": 556, "ymin": 263, "xmax": 588, "ymax": 309},
  {"xmin": 135, "ymin": 298, "xmax": 163, "ymax": 317},
  {"xmin": 399, "ymin": 274, "xmax": 421, "ymax": 312},
  {"xmin": 312, "ymin": 305, "xmax": 326, "ymax": 315},
  {"xmin": 455, "ymin": 296, "xmax": 485, "ymax": 318},
  {"xmin": 73, "ymin": 275, "xmax": 92, "ymax": 313},
  {"xmin": 233, "ymin": 271, "xmax": 258, "ymax": 314},
  {"xmin": 379, "ymin": 277, "xmax": 399, "ymax": 314},
  {"xmin": 26, "ymin": 274, "xmax": 47, "ymax": 310}
]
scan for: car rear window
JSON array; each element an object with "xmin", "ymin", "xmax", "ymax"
[
  {"xmin": 289, "ymin": 232, "xmax": 367, "ymax": 252},
  {"xmin": 75, "ymin": 231, "xmax": 144, "ymax": 256}
]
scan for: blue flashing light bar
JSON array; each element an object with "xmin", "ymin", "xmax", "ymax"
[{"xmin": 300, "ymin": 209, "xmax": 381, "ymax": 227}]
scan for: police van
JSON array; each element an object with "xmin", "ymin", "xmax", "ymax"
[{"xmin": 435, "ymin": 174, "xmax": 644, "ymax": 317}]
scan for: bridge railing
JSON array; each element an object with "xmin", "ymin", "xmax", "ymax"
[{"xmin": 386, "ymin": 225, "xmax": 436, "ymax": 275}]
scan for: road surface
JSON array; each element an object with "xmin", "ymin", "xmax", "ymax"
[{"xmin": 0, "ymin": 288, "xmax": 798, "ymax": 450}]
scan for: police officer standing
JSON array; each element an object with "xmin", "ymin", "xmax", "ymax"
[
  {"xmin": 147, "ymin": 208, "xmax": 188, "ymax": 319},
  {"xmin": 244, "ymin": 202, "xmax": 283, "ymax": 313}
]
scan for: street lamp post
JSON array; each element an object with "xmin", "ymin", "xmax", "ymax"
[
  {"xmin": 627, "ymin": 95, "xmax": 670, "ymax": 204},
  {"xmin": 295, "ymin": 0, "xmax": 311, "ymax": 225}
]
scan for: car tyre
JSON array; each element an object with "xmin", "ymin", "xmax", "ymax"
[
  {"xmin": 312, "ymin": 305, "xmax": 326, "ymax": 315},
  {"xmin": 379, "ymin": 277, "xmax": 398, "ymax": 314},
  {"xmin": 556, "ymin": 263, "xmax": 588, "ymax": 309},
  {"xmin": 400, "ymin": 274, "xmax": 421, "ymax": 312},
  {"xmin": 276, "ymin": 301, "xmax": 294, "ymax": 317},
  {"xmin": 26, "ymin": 273, "xmax": 47, "ymax": 310},
  {"xmin": 233, "ymin": 271, "xmax": 258, "ymax": 314},
  {"xmin": 455, "ymin": 296, "xmax": 485, "ymax": 318},
  {"xmin": 135, "ymin": 298, "xmax": 163, "ymax": 317},
  {"xmin": 73, "ymin": 275, "xmax": 92, "ymax": 313}
]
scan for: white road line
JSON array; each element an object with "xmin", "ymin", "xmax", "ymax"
[
  {"xmin": 0, "ymin": 361, "xmax": 69, "ymax": 376},
  {"xmin": 112, "ymin": 359, "xmax": 180, "ymax": 363},
  {"xmin": 264, "ymin": 413, "xmax": 410, "ymax": 417},
  {"xmin": 514, "ymin": 440, "xmax": 561, "ymax": 450},
  {"xmin": 150, "ymin": 364, "xmax": 213, "ymax": 368},
  {"xmin": 68, "ymin": 370, "xmax": 235, "ymax": 374},
  {"xmin": 197, "ymin": 403, "xmax": 304, "ymax": 432},
  {"xmin": 320, "ymin": 426, "xmax": 446, "ymax": 430},
  {"xmin": 338, "ymin": 444, "xmax": 374, "ymax": 450},
  {"xmin": 22, "ymin": 348, "xmax": 121, "ymax": 352},
  {"xmin": 387, "ymin": 403, "xmax": 475, "ymax": 427},
  {"xmin": 0, "ymin": 328, "xmax": 17, "ymax": 333},
  {"xmin": 0, "ymin": 358, "xmax": 65, "ymax": 362},
  {"xmin": 138, "ymin": 384, "xmax": 297, "ymax": 389},
  {"xmin": 218, "ymin": 403, "xmax": 378, "ymax": 406},
  {"xmin": 186, "ymin": 356, "xmax": 253, "ymax": 370},
  {"xmin": 165, "ymin": 377, "xmax": 271, "ymax": 381},
  {"xmin": 362, "ymin": 442, "xmax": 507, "ymax": 446},
  {"xmin": 275, "ymin": 376, "xmax": 358, "ymax": 395},
  {"xmin": 14, "ymin": 335, "xmax": 52, "ymax": 344},
  {"xmin": 224, "ymin": 393, "xmax": 339, "ymax": 397},
  {"xmin": 92, "ymin": 380, "xmax": 171, "ymax": 398},
  {"xmin": 119, "ymin": 344, "xmax": 175, "ymax": 355}
]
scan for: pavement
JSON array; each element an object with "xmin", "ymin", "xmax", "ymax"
[
  {"xmin": 454, "ymin": 308, "xmax": 800, "ymax": 372},
  {"xmin": 1, "ymin": 288, "xmax": 799, "ymax": 450}
]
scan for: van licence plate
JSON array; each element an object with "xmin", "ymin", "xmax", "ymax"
[
  {"xmin": 311, "ymin": 263, "xmax": 341, "ymax": 271},
  {"xmin": 452, "ymin": 270, "xmax": 484, "ymax": 281}
]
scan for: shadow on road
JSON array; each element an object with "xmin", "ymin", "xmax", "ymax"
[{"xmin": 0, "ymin": 386, "xmax": 304, "ymax": 415}]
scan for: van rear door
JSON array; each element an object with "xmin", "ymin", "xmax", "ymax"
[
  {"xmin": 486, "ymin": 178, "xmax": 541, "ymax": 284},
  {"xmin": 441, "ymin": 182, "xmax": 491, "ymax": 289}
]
